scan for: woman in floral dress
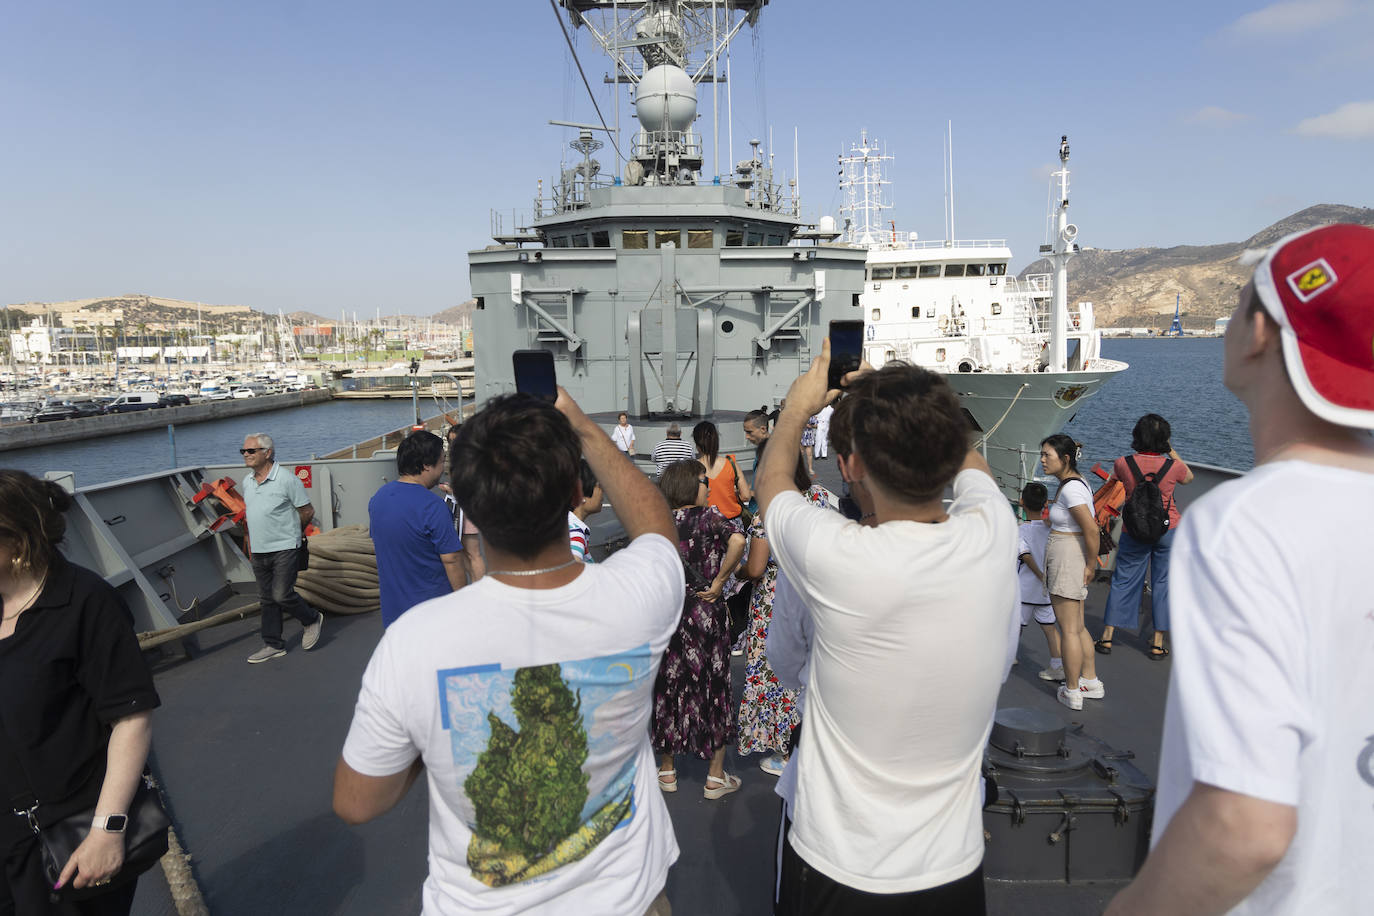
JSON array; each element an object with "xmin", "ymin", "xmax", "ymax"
[
  {"xmin": 737, "ymin": 459, "xmax": 834, "ymax": 774},
  {"xmin": 653, "ymin": 460, "xmax": 748, "ymax": 799}
]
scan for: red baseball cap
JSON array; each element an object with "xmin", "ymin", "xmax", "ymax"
[{"xmin": 1250, "ymin": 223, "xmax": 1374, "ymax": 428}]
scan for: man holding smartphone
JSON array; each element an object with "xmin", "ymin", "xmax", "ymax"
[
  {"xmin": 335, "ymin": 390, "xmax": 685, "ymax": 915},
  {"xmin": 756, "ymin": 342, "xmax": 1016, "ymax": 915}
]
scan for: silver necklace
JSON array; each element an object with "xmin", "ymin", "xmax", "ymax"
[{"xmin": 486, "ymin": 557, "xmax": 580, "ymax": 578}]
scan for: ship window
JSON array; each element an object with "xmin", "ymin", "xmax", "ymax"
[
  {"xmin": 551, "ymin": 235, "xmax": 571, "ymax": 249},
  {"xmin": 919, "ymin": 264, "xmax": 941, "ymax": 278},
  {"xmin": 623, "ymin": 230, "xmax": 648, "ymax": 250},
  {"xmin": 988, "ymin": 263, "xmax": 1007, "ymax": 276},
  {"xmin": 965, "ymin": 264, "xmax": 987, "ymax": 277},
  {"xmin": 910, "ymin": 306, "xmax": 921, "ymax": 318},
  {"xmin": 571, "ymin": 233, "xmax": 590, "ymax": 248},
  {"xmin": 655, "ymin": 230, "xmax": 681, "ymax": 248},
  {"xmin": 991, "ymin": 303, "xmax": 1002, "ymax": 315},
  {"xmin": 475, "ymin": 297, "xmax": 485, "ymax": 310},
  {"xmin": 944, "ymin": 264, "xmax": 965, "ymax": 277},
  {"xmin": 895, "ymin": 266, "xmax": 920, "ymax": 279},
  {"xmin": 766, "ymin": 234, "xmax": 784, "ymax": 245},
  {"xmin": 746, "ymin": 231, "xmax": 764, "ymax": 246},
  {"xmin": 852, "ymin": 293, "xmax": 861, "ymax": 307},
  {"xmin": 726, "ymin": 230, "xmax": 743, "ymax": 247},
  {"xmin": 592, "ymin": 230, "xmax": 610, "ymax": 247},
  {"xmin": 688, "ymin": 230, "xmax": 713, "ymax": 249},
  {"xmin": 870, "ymin": 267, "xmax": 894, "ymax": 280},
  {"xmin": 936, "ymin": 347, "xmax": 947, "ymax": 362},
  {"xmin": 871, "ymin": 309, "xmax": 881, "ymax": 321}
]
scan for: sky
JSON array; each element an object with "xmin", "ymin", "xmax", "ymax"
[{"xmin": 2, "ymin": 0, "xmax": 1371, "ymax": 317}]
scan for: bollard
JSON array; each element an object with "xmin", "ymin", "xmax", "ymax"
[{"xmin": 168, "ymin": 424, "xmax": 176, "ymax": 467}]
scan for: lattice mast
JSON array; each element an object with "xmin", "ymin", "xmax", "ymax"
[{"xmin": 837, "ymin": 130, "xmax": 893, "ymax": 247}]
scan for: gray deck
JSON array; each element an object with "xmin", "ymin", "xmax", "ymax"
[{"xmin": 133, "ymin": 460, "xmax": 1170, "ymax": 915}]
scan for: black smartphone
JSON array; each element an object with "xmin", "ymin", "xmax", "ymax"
[
  {"xmin": 827, "ymin": 320, "xmax": 864, "ymax": 391},
  {"xmin": 512, "ymin": 349, "xmax": 557, "ymax": 402}
]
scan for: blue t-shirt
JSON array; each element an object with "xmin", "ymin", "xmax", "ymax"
[{"xmin": 368, "ymin": 480, "xmax": 465, "ymax": 628}]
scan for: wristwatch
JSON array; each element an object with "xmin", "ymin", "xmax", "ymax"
[{"xmin": 92, "ymin": 813, "xmax": 128, "ymax": 833}]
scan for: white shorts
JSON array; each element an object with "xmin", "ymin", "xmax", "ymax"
[{"xmin": 1021, "ymin": 602, "xmax": 1056, "ymax": 626}]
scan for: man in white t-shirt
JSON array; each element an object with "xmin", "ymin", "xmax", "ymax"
[
  {"xmin": 1107, "ymin": 224, "xmax": 1374, "ymax": 915},
  {"xmin": 756, "ymin": 344, "xmax": 1017, "ymax": 914},
  {"xmin": 610, "ymin": 412, "xmax": 635, "ymax": 455},
  {"xmin": 334, "ymin": 391, "xmax": 684, "ymax": 916}
]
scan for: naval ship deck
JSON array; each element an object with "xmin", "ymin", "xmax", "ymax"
[{"xmin": 129, "ymin": 459, "xmax": 1169, "ymax": 915}]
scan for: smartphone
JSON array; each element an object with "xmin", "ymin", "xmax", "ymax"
[
  {"xmin": 827, "ymin": 320, "xmax": 864, "ymax": 391},
  {"xmin": 512, "ymin": 349, "xmax": 557, "ymax": 402}
]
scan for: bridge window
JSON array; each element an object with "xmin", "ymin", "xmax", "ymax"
[
  {"xmin": 656, "ymin": 230, "xmax": 681, "ymax": 248},
  {"xmin": 988, "ymin": 263, "xmax": 1007, "ymax": 276},
  {"xmin": 895, "ymin": 266, "xmax": 920, "ymax": 279},
  {"xmin": 550, "ymin": 236, "xmax": 571, "ymax": 249},
  {"xmin": 910, "ymin": 306, "xmax": 921, "ymax": 318},
  {"xmin": 965, "ymin": 264, "xmax": 987, "ymax": 277},
  {"xmin": 870, "ymin": 267, "xmax": 894, "ymax": 280},
  {"xmin": 688, "ymin": 230, "xmax": 713, "ymax": 249},
  {"xmin": 871, "ymin": 309, "xmax": 881, "ymax": 321},
  {"xmin": 944, "ymin": 264, "xmax": 965, "ymax": 277},
  {"xmin": 766, "ymin": 233, "xmax": 784, "ymax": 245},
  {"xmin": 571, "ymin": 234, "xmax": 590, "ymax": 248},
  {"xmin": 592, "ymin": 230, "xmax": 610, "ymax": 247},
  {"xmin": 746, "ymin": 231, "xmax": 764, "ymax": 246},
  {"xmin": 726, "ymin": 229, "xmax": 743, "ymax": 246},
  {"xmin": 991, "ymin": 303, "xmax": 1002, "ymax": 315},
  {"xmin": 623, "ymin": 230, "xmax": 648, "ymax": 250},
  {"xmin": 919, "ymin": 264, "xmax": 941, "ymax": 278}
]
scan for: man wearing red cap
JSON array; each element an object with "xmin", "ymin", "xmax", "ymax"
[{"xmin": 1108, "ymin": 224, "xmax": 1374, "ymax": 915}]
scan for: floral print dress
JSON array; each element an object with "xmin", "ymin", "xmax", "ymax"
[
  {"xmin": 736, "ymin": 485, "xmax": 833, "ymax": 756},
  {"xmin": 652, "ymin": 505, "xmax": 743, "ymax": 759}
]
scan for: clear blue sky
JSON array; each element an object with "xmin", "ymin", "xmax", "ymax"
[{"xmin": 2, "ymin": 0, "xmax": 1370, "ymax": 317}]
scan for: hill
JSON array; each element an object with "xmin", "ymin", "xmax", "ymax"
[
  {"xmin": 1020, "ymin": 204, "xmax": 1374, "ymax": 329},
  {"xmin": 430, "ymin": 299, "xmax": 477, "ymax": 326}
]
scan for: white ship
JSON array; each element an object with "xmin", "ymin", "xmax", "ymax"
[{"xmin": 839, "ymin": 132, "xmax": 1127, "ymax": 496}]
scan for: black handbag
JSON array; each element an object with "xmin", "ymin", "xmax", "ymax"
[
  {"xmin": 15, "ymin": 771, "xmax": 171, "ymax": 901},
  {"xmin": 297, "ymin": 535, "xmax": 310, "ymax": 571}
]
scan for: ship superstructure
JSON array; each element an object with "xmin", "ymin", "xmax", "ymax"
[
  {"xmin": 468, "ymin": 1, "xmax": 866, "ymax": 417},
  {"xmin": 842, "ymin": 133, "xmax": 1127, "ymax": 496}
]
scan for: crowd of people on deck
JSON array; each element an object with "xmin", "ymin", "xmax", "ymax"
[{"xmin": 3, "ymin": 224, "xmax": 1373, "ymax": 915}]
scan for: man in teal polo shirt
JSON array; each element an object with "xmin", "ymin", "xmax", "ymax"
[{"xmin": 241, "ymin": 432, "xmax": 323, "ymax": 663}]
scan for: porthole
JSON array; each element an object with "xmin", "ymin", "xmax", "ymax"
[{"xmin": 719, "ymin": 319, "xmax": 736, "ymax": 336}]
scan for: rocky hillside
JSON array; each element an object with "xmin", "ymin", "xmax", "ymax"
[
  {"xmin": 1020, "ymin": 205, "xmax": 1374, "ymax": 329},
  {"xmin": 431, "ymin": 299, "xmax": 477, "ymax": 326}
]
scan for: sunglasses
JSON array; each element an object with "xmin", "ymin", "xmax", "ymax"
[{"xmin": 240, "ymin": 448, "xmax": 261, "ymax": 455}]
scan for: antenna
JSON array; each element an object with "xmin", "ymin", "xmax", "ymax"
[{"xmin": 947, "ymin": 121, "xmax": 955, "ymax": 245}]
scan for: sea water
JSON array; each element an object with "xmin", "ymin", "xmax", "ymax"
[{"xmin": 3, "ymin": 338, "xmax": 1250, "ymax": 488}]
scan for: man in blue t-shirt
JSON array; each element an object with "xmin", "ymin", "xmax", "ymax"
[{"xmin": 368, "ymin": 431, "xmax": 467, "ymax": 627}]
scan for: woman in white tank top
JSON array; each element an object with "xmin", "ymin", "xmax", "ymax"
[{"xmin": 1039, "ymin": 434, "xmax": 1104, "ymax": 711}]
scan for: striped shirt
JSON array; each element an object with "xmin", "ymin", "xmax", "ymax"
[{"xmin": 652, "ymin": 438, "xmax": 697, "ymax": 477}]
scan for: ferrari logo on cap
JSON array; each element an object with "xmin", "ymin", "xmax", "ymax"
[{"xmin": 1287, "ymin": 258, "xmax": 1337, "ymax": 302}]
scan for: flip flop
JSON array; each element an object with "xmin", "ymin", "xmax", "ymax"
[
  {"xmin": 1094, "ymin": 639, "xmax": 1113, "ymax": 655},
  {"xmin": 1148, "ymin": 645, "xmax": 1170, "ymax": 660}
]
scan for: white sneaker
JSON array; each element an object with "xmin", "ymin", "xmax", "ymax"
[
  {"xmin": 1038, "ymin": 665, "xmax": 1066, "ymax": 682},
  {"xmin": 247, "ymin": 645, "xmax": 286, "ymax": 664},
  {"xmin": 1078, "ymin": 677, "xmax": 1105, "ymax": 700},
  {"xmin": 759, "ymin": 754, "xmax": 787, "ymax": 777},
  {"xmin": 302, "ymin": 612, "xmax": 324, "ymax": 651},
  {"xmin": 1057, "ymin": 684, "xmax": 1083, "ymax": 710}
]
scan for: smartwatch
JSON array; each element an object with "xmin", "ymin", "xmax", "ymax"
[{"xmin": 93, "ymin": 814, "xmax": 128, "ymax": 833}]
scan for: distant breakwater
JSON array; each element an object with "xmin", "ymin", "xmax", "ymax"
[{"xmin": 0, "ymin": 389, "xmax": 333, "ymax": 453}]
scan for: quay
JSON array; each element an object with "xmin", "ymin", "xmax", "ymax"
[{"xmin": 0, "ymin": 390, "xmax": 332, "ymax": 454}]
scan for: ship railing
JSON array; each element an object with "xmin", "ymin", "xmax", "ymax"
[
  {"xmin": 530, "ymin": 176, "xmax": 800, "ymax": 219},
  {"xmin": 866, "ymin": 237, "xmax": 1009, "ymax": 252}
]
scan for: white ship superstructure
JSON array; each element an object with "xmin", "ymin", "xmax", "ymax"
[{"xmin": 841, "ymin": 132, "xmax": 1127, "ymax": 496}]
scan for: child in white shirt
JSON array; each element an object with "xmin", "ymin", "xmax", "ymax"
[{"xmin": 1017, "ymin": 482, "xmax": 1064, "ymax": 682}]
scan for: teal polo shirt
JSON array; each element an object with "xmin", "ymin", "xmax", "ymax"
[{"xmin": 242, "ymin": 463, "xmax": 311, "ymax": 553}]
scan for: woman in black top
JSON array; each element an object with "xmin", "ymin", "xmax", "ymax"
[{"xmin": 0, "ymin": 470, "xmax": 160, "ymax": 915}]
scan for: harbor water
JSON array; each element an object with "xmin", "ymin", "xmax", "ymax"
[{"xmin": 2, "ymin": 339, "xmax": 1250, "ymax": 487}]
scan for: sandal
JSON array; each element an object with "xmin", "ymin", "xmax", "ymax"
[
  {"xmin": 703, "ymin": 772, "xmax": 741, "ymax": 800},
  {"xmin": 1094, "ymin": 639, "xmax": 1113, "ymax": 655},
  {"xmin": 1148, "ymin": 645, "xmax": 1170, "ymax": 660},
  {"xmin": 657, "ymin": 768, "xmax": 677, "ymax": 793}
]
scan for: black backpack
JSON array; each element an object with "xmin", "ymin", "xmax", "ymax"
[{"xmin": 1121, "ymin": 455, "xmax": 1174, "ymax": 544}]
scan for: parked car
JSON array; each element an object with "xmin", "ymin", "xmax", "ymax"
[
  {"xmin": 66, "ymin": 400, "xmax": 106, "ymax": 418},
  {"xmin": 158, "ymin": 393, "xmax": 192, "ymax": 407},
  {"xmin": 29, "ymin": 403, "xmax": 79, "ymax": 423},
  {"xmin": 106, "ymin": 392, "xmax": 162, "ymax": 412}
]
